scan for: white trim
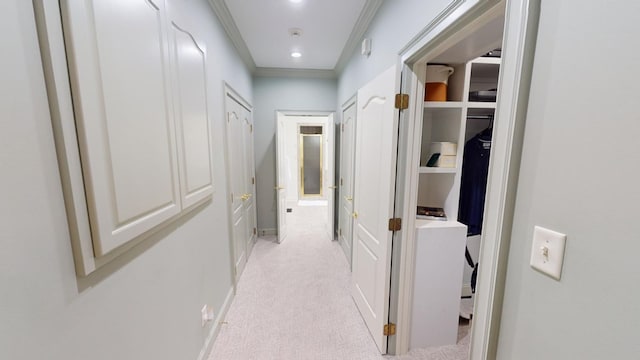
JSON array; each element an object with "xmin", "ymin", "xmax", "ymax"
[
  {"xmin": 391, "ymin": 61, "xmax": 425, "ymax": 355},
  {"xmin": 470, "ymin": 0, "xmax": 540, "ymax": 358},
  {"xmin": 34, "ymin": 0, "xmax": 95, "ymax": 276},
  {"xmin": 207, "ymin": 0, "xmax": 256, "ymax": 71},
  {"xmin": 254, "ymin": 67, "xmax": 336, "ymax": 79},
  {"xmin": 276, "ymin": 110, "xmax": 336, "ymax": 117},
  {"xmin": 341, "ymin": 94, "xmax": 357, "ymax": 112},
  {"xmin": 196, "ymin": 288, "xmax": 235, "ymax": 360},
  {"xmin": 334, "ymin": 0, "xmax": 385, "ymax": 72},
  {"xmin": 224, "ymin": 82, "xmax": 252, "ymax": 112},
  {"xmin": 399, "ymin": 0, "xmax": 503, "ymax": 64},
  {"xmin": 399, "ymin": 0, "xmax": 467, "ymax": 61},
  {"xmin": 208, "ymin": 0, "xmax": 382, "ymax": 75},
  {"xmin": 391, "ymin": 0, "xmax": 539, "ymax": 356}
]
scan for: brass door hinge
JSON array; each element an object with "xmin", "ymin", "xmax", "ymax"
[
  {"xmin": 340, "ymin": 177, "xmax": 343, "ymax": 186},
  {"xmin": 395, "ymin": 94, "xmax": 409, "ymax": 110},
  {"xmin": 252, "ymin": 177, "xmax": 255, "ymax": 185},
  {"xmin": 383, "ymin": 323, "xmax": 396, "ymax": 336},
  {"xmin": 388, "ymin": 218, "xmax": 402, "ymax": 231},
  {"xmin": 339, "ymin": 228, "xmax": 342, "ymax": 236},
  {"xmin": 253, "ymin": 228, "xmax": 257, "ymax": 235}
]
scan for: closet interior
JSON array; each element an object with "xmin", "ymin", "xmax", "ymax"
[{"xmin": 409, "ymin": 12, "xmax": 504, "ymax": 351}]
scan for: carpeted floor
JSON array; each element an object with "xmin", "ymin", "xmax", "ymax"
[{"xmin": 208, "ymin": 204, "xmax": 469, "ymax": 360}]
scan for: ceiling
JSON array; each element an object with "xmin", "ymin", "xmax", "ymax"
[
  {"xmin": 209, "ymin": 0, "xmax": 384, "ymax": 76},
  {"xmin": 431, "ymin": 15, "xmax": 504, "ymax": 64}
]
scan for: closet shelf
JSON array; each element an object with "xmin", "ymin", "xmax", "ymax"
[
  {"xmin": 418, "ymin": 167, "xmax": 457, "ymax": 174},
  {"xmin": 424, "ymin": 101, "xmax": 464, "ymax": 109},
  {"xmin": 470, "ymin": 56, "xmax": 501, "ymax": 65},
  {"xmin": 467, "ymin": 101, "xmax": 497, "ymax": 109}
]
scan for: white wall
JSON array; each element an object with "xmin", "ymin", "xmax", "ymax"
[
  {"xmin": 253, "ymin": 77, "xmax": 337, "ymax": 232},
  {"xmin": 337, "ymin": 0, "xmax": 453, "ymax": 104},
  {"xmin": 283, "ymin": 116, "xmax": 330, "ymax": 202},
  {"xmin": 496, "ymin": 1, "xmax": 640, "ymax": 359},
  {"xmin": 0, "ymin": 1, "xmax": 251, "ymax": 360}
]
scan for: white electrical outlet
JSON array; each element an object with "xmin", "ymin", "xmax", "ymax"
[
  {"xmin": 201, "ymin": 305, "xmax": 214, "ymax": 327},
  {"xmin": 530, "ymin": 226, "xmax": 567, "ymax": 280}
]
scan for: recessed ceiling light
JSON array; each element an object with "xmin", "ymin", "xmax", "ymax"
[
  {"xmin": 291, "ymin": 51, "xmax": 302, "ymax": 58},
  {"xmin": 289, "ymin": 0, "xmax": 303, "ymax": 3},
  {"xmin": 289, "ymin": 28, "xmax": 303, "ymax": 38}
]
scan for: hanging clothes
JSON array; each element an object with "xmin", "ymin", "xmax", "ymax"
[{"xmin": 458, "ymin": 128, "xmax": 492, "ymax": 236}]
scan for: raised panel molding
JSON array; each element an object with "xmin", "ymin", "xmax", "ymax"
[
  {"xmin": 171, "ymin": 21, "xmax": 214, "ymax": 209},
  {"xmin": 37, "ymin": 0, "xmax": 216, "ymax": 275},
  {"xmin": 64, "ymin": 0, "xmax": 181, "ymax": 256}
]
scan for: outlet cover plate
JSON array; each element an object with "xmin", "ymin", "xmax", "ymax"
[{"xmin": 530, "ymin": 226, "xmax": 567, "ymax": 280}]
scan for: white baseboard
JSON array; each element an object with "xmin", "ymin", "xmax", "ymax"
[
  {"xmin": 258, "ymin": 228, "xmax": 277, "ymax": 236},
  {"xmin": 196, "ymin": 287, "xmax": 234, "ymax": 360},
  {"xmin": 461, "ymin": 283, "xmax": 473, "ymax": 298}
]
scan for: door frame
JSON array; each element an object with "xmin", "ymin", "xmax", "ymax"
[
  {"xmin": 390, "ymin": 0, "xmax": 540, "ymax": 357},
  {"xmin": 223, "ymin": 83, "xmax": 253, "ymax": 290},
  {"xmin": 274, "ymin": 110, "xmax": 336, "ymax": 238}
]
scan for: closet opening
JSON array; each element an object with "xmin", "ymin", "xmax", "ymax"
[
  {"xmin": 275, "ymin": 112, "xmax": 335, "ymax": 243},
  {"xmin": 389, "ymin": 2, "xmax": 528, "ymax": 356}
]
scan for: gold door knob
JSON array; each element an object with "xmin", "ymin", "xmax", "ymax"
[
  {"xmin": 352, "ymin": 212, "xmax": 358, "ymax": 219},
  {"xmin": 241, "ymin": 193, "xmax": 250, "ymax": 201}
]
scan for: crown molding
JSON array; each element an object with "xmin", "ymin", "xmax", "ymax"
[
  {"xmin": 334, "ymin": 0, "xmax": 384, "ymax": 73},
  {"xmin": 209, "ymin": 0, "xmax": 382, "ymax": 76},
  {"xmin": 254, "ymin": 67, "xmax": 337, "ymax": 79},
  {"xmin": 208, "ymin": 0, "xmax": 257, "ymax": 71}
]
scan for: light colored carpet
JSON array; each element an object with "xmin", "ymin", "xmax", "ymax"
[{"xmin": 209, "ymin": 204, "xmax": 469, "ymax": 360}]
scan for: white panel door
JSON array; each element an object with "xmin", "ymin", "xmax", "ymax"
[
  {"xmin": 242, "ymin": 106, "xmax": 257, "ymax": 256},
  {"xmin": 275, "ymin": 113, "xmax": 288, "ymax": 243},
  {"xmin": 325, "ymin": 114, "xmax": 336, "ymax": 240},
  {"xmin": 226, "ymin": 99, "xmax": 247, "ymax": 280},
  {"xmin": 170, "ymin": 22, "xmax": 213, "ymax": 209},
  {"xmin": 61, "ymin": 0, "xmax": 181, "ymax": 256},
  {"xmin": 339, "ymin": 99, "xmax": 357, "ymax": 265},
  {"xmin": 352, "ymin": 66, "xmax": 399, "ymax": 353}
]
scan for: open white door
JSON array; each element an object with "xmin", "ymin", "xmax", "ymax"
[
  {"xmin": 325, "ymin": 114, "xmax": 335, "ymax": 240},
  {"xmin": 225, "ymin": 96, "xmax": 247, "ymax": 280},
  {"xmin": 275, "ymin": 112, "xmax": 288, "ymax": 243},
  {"xmin": 338, "ymin": 98, "xmax": 357, "ymax": 265},
  {"xmin": 352, "ymin": 66, "xmax": 399, "ymax": 353}
]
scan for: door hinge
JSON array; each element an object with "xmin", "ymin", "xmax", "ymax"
[
  {"xmin": 250, "ymin": 124, "xmax": 253, "ymax": 133},
  {"xmin": 395, "ymin": 93, "xmax": 409, "ymax": 110},
  {"xmin": 383, "ymin": 323, "xmax": 396, "ymax": 336},
  {"xmin": 340, "ymin": 177, "xmax": 343, "ymax": 186},
  {"xmin": 253, "ymin": 228, "xmax": 257, "ymax": 235},
  {"xmin": 252, "ymin": 177, "xmax": 255, "ymax": 185},
  {"xmin": 339, "ymin": 228, "xmax": 342, "ymax": 236},
  {"xmin": 388, "ymin": 218, "xmax": 402, "ymax": 231},
  {"xmin": 341, "ymin": 123, "xmax": 344, "ymax": 132}
]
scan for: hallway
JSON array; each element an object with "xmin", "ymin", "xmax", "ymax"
[{"xmin": 209, "ymin": 204, "xmax": 470, "ymax": 360}]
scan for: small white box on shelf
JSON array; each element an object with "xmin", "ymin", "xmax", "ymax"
[
  {"xmin": 436, "ymin": 155, "xmax": 456, "ymax": 168},
  {"xmin": 429, "ymin": 142, "xmax": 457, "ymax": 156}
]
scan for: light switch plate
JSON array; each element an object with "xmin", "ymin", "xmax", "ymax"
[{"xmin": 530, "ymin": 226, "xmax": 567, "ymax": 280}]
